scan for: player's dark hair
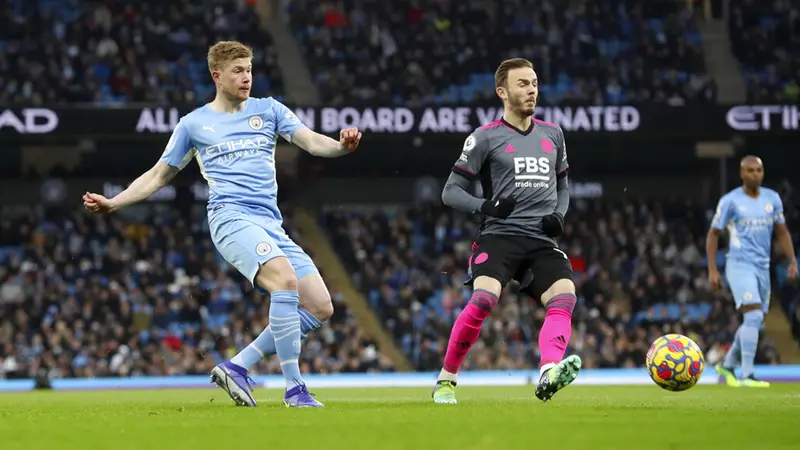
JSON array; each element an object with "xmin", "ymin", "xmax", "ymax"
[{"xmin": 494, "ymin": 58, "xmax": 534, "ymax": 88}]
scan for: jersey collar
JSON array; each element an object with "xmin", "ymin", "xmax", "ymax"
[{"xmin": 501, "ymin": 117, "xmax": 533, "ymax": 136}]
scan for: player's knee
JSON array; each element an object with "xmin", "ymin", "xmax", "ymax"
[
  {"xmin": 255, "ymin": 257, "xmax": 298, "ymax": 292},
  {"xmin": 472, "ymin": 275, "xmax": 502, "ymax": 297},
  {"xmin": 298, "ymin": 273, "xmax": 334, "ymax": 320},
  {"xmin": 541, "ymin": 278, "xmax": 576, "ymax": 305},
  {"xmin": 743, "ymin": 309, "xmax": 764, "ymax": 328},
  {"xmin": 305, "ymin": 293, "xmax": 334, "ymax": 321}
]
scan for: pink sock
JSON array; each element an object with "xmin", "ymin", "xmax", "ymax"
[
  {"xmin": 538, "ymin": 293, "xmax": 576, "ymax": 367},
  {"xmin": 442, "ymin": 290, "xmax": 497, "ymax": 373}
]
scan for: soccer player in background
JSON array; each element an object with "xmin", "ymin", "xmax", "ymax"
[
  {"xmin": 83, "ymin": 41, "xmax": 361, "ymax": 407},
  {"xmin": 707, "ymin": 156, "xmax": 797, "ymax": 387},
  {"xmin": 432, "ymin": 58, "xmax": 580, "ymax": 404}
]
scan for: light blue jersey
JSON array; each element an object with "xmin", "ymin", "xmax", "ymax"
[
  {"xmin": 159, "ymin": 97, "xmax": 316, "ymax": 290},
  {"xmin": 160, "ymin": 97, "xmax": 302, "ymax": 221},
  {"xmin": 711, "ymin": 186, "xmax": 784, "ymax": 310}
]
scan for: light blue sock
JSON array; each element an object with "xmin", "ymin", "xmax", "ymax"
[
  {"xmin": 722, "ymin": 327, "xmax": 742, "ymax": 369},
  {"xmin": 269, "ymin": 290, "xmax": 304, "ymax": 388},
  {"xmin": 230, "ymin": 325, "xmax": 277, "ymax": 370},
  {"xmin": 297, "ymin": 308, "xmax": 323, "ymax": 340},
  {"xmin": 230, "ymin": 308, "xmax": 323, "ymax": 369},
  {"xmin": 740, "ymin": 310, "xmax": 764, "ymax": 378}
]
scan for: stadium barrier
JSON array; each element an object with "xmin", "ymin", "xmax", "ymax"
[
  {"xmin": 2, "ymin": 104, "xmax": 798, "ymax": 137},
  {"xmin": 1, "ymin": 365, "xmax": 799, "ymax": 392}
]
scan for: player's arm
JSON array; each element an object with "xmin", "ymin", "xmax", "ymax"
[
  {"xmin": 83, "ymin": 120, "xmax": 190, "ymax": 214},
  {"xmin": 106, "ymin": 163, "xmax": 179, "ymax": 212},
  {"xmin": 292, "ymin": 127, "xmax": 361, "ymax": 157},
  {"xmin": 272, "ymin": 101, "xmax": 360, "ymax": 157},
  {"xmin": 543, "ymin": 128, "xmax": 570, "ymax": 238},
  {"xmin": 443, "ymin": 132, "xmax": 514, "ymax": 218},
  {"xmin": 554, "ymin": 128, "xmax": 570, "ymax": 217},
  {"xmin": 773, "ymin": 197, "xmax": 798, "ymax": 278},
  {"xmin": 706, "ymin": 196, "xmax": 732, "ymax": 289},
  {"xmin": 441, "ymin": 172, "xmax": 486, "ymax": 213}
]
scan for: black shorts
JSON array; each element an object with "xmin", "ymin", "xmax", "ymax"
[{"xmin": 466, "ymin": 234, "xmax": 574, "ymax": 300}]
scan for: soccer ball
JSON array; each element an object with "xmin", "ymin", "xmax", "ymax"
[{"xmin": 645, "ymin": 333, "xmax": 705, "ymax": 391}]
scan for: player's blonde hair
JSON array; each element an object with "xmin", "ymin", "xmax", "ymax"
[
  {"xmin": 494, "ymin": 58, "xmax": 534, "ymax": 88},
  {"xmin": 207, "ymin": 41, "xmax": 253, "ymax": 72}
]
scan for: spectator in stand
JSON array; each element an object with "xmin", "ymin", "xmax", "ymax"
[
  {"xmin": 0, "ymin": 206, "xmax": 394, "ymax": 380},
  {"xmin": 289, "ymin": 0, "xmax": 717, "ymax": 106},
  {"xmin": 729, "ymin": 0, "xmax": 800, "ymax": 103},
  {"xmin": 0, "ymin": 0, "xmax": 284, "ymax": 106}
]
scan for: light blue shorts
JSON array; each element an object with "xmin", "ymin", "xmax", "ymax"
[
  {"xmin": 208, "ymin": 205, "xmax": 317, "ymax": 292},
  {"xmin": 725, "ymin": 259, "xmax": 771, "ymax": 313}
]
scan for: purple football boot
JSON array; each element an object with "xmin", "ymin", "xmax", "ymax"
[
  {"xmin": 283, "ymin": 384, "xmax": 324, "ymax": 408},
  {"xmin": 210, "ymin": 362, "xmax": 257, "ymax": 407}
]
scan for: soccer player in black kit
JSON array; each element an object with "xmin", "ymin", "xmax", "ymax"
[{"xmin": 432, "ymin": 58, "xmax": 580, "ymax": 404}]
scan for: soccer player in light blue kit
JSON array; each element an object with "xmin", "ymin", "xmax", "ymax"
[
  {"xmin": 82, "ymin": 41, "xmax": 362, "ymax": 407},
  {"xmin": 706, "ymin": 155, "xmax": 797, "ymax": 387}
]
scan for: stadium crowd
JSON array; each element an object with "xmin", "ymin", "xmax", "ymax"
[
  {"xmin": 729, "ymin": 0, "xmax": 800, "ymax": 103},
  {"xmin": 289, "ymin": 0, "xmax": 717, "ymax": 106},
  {"xmin": 324, "ymin": 197, "xmax": 782, "ymax": 372},
  {"xmin": 776, "ymin": 185, "xmax": 800, "ymax": 345},
  {"xmin": 0, "ymin": 205, "xmax": 393, "ymax": 380},
  {"xmin": 0, "ymin": 0, "xmax": 283, "ymax": 106}
]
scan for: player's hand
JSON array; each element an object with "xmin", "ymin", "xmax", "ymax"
[
  {"xmin": 480, "ymin": 197, "xmax": 516, "ymax": 219},
  {"xmin": 708, "ymin": 268, "xmax": 723, "ymax": 290},
  {"xmin": 339, "ymin": 128, "xmax": 362, "ymax": 152},
  {"xmin": 82, "ymin": 192, "xmax": 115, "ymax": 214},
  {"xmin": 541, "ymin": 212, "xmax": 564, "ymax": 238},
  {"xmin": 788, "ymin": 261, "xmax": 798, "ymax": 280}
]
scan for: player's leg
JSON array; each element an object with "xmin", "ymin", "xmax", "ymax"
[
  {"xmin": 218, "ymin": 231, "xmax": 328, "ymax": 406},
  {"xmin": 231, "ymin": 237, "xmax": 331, "ymax": 358},
  {"xmin": 251, "ymin": 257, "xmax": 325, "ymax": 406},
  {"xmin": 281, "ymin": 235, "xmax": 332, "ymax": 339},
  {"xmin": 717, "ymin": 261, "xmax": 768, "ymax": 387},
  {"xmin": 716, "ymin": 325, "xmax": 743, "ymax": 386},
  {"xmin": 523, "ymin": 246, "xmax": 581, "ymax": 402},
  {"xmin": 207, "ymin": 211, "xmax": 314, "ymax": 407},
  {"xmin": 740, "ymin": 267, "xmax": 772, "ymax": 388},
  {"xmin": 432, "ymin": 235, "xmax": 519, "ymax": 405},
  {"xmin": 277, "ymin": 237, "xmax": 329, "ymax": 406}
]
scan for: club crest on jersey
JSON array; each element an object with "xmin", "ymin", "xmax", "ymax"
[
  {"xmin": 540, "ymin": 139, "xmax": 554, "ymax": 154},
  {"xmin": 463, "ymin": 135, "xmax": 476, "ymax": 152},
  {"xmin": 764, "ymin": 203, "xmax": 773, "ymax": 213},
  {"xmin": 255, "ymin": 242, "xmax": 271, "ymax": 256},
  {"xmin": 249, "ymin": 115, "xmax": 264, "ymax": 130}
]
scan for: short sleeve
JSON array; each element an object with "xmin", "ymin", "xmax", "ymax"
[
  {"xmin": 556, "ymin": 127, "xmax": 569, "ymax": 177},
  {"xmin": 159, "ymin": 119, "xmax": 193, "ymax": 170},
  {"xmin": 773, "ymin": 194, "xmax": 786, "ymax": 225},
  {"xmin": 272, "ymin": 100, "xmax": 304, "ymax": 143},
  {"xmin": 451, "ymin": 131, "xmax": 491, "ymax": 180},
  {"xmin": 710, "ymin": 195, "xmax": 734, "ymax": 230}
]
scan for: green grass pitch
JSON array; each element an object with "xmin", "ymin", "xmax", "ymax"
[{"xmin": 1, "ymin": 385, "xmax": 799, "ymax": 450}]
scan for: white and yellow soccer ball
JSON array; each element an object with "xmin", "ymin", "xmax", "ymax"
[{"xmin": 645, "ymin": 333, "xmax": 705, "ymax": 391}]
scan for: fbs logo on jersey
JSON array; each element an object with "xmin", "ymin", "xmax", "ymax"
[
  {"xmin": 513, "ymin": 157, "xmax": 550, "ymax": 188},
  {"xmin": 255, "ymin": 242, "xmax": 272, "ymax": 256}
]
